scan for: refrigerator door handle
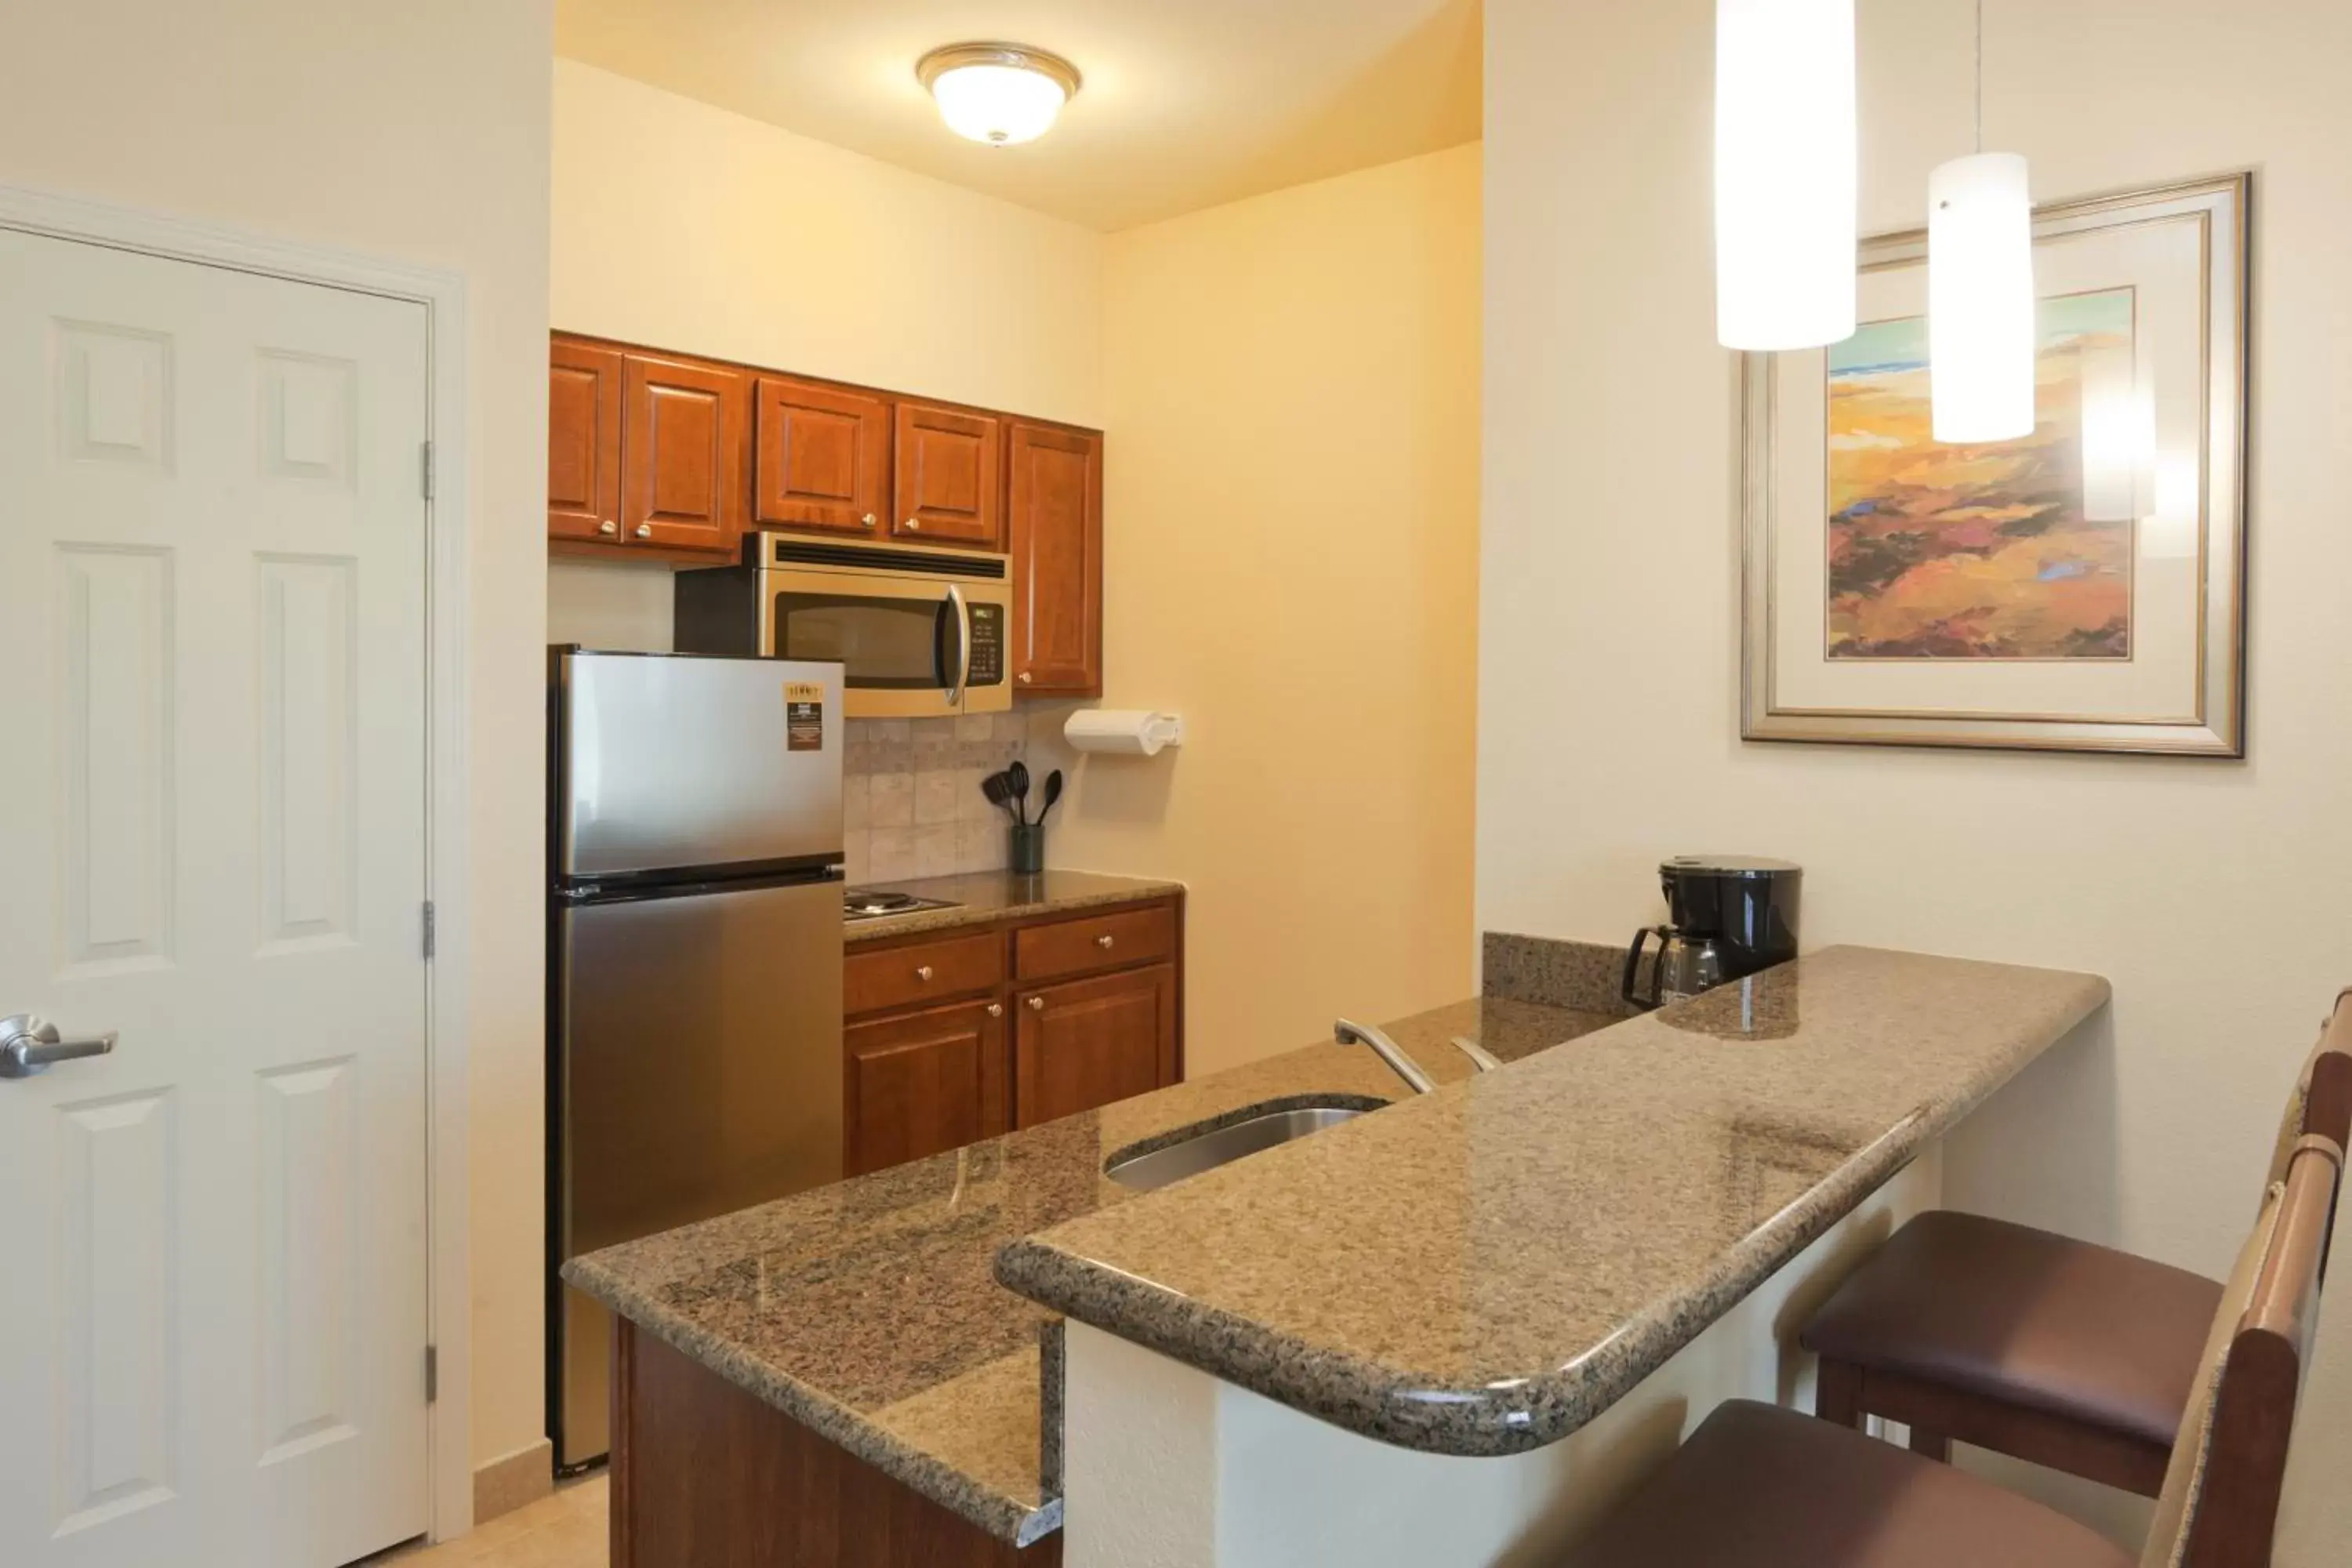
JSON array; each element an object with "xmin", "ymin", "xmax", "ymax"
[{"xmin": 943, "ymin": 583, "xmax": 971, "ymax": 708}]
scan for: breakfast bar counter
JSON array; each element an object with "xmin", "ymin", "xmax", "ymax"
[
  {"xmin": 564, "ymin": 942, "xmax": 2107, "ymax": 1566},
  {"xmin": 996, "ymin": 946, "xmax": 2110, "ymax": 1457}
]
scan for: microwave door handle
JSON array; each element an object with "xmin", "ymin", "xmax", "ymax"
[{"xmin": 943, "ymin": 583, "xmax": 971, "ymax": 706}]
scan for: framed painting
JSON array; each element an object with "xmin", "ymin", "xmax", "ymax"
[{"xmin": 1740, "ymin": 172, "xmax": 2250, "ymax": 755}]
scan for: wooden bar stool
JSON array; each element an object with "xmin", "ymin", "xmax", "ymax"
[
  {"xmin": 1553, "ymin": 1131, "xmax": 2344, "ymax": 1567},
  {"xmin": 1798, "ymin": 992, "xmax": 2352, "ymax": 1494}
]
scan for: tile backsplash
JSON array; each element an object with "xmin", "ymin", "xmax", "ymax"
[{"xmin": 846, "ymin": 711, "xmax": 1072, "ymax": 884}]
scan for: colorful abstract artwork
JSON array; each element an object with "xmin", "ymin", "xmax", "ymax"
[{"xmin": 1825, "ymin": 289, "xmax": 2136, "ymax": 659}]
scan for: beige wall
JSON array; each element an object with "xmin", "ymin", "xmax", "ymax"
[
  {"xmin": 551, "ymin": 60, "xmax": 1103, "ymax": 425},
  {"xmin": 1043, "ymin": 144, "xmax": 1484, "ymax": 1077},
  {"xmin": 1481, "ymin": 0, "xmax": 2352, "ymax": 1552},
  {"xmin": 0, "ymin": 0, "xmax": 557, "ymax": 1479}
]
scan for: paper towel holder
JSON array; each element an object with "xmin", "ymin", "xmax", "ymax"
[{"xmin": 1063, "ymin": 710, "xmax": 1185, "ymax": 757}]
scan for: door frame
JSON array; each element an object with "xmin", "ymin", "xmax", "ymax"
[{"xmin": 0, "ymin": 181, "xmax": 478, "ymax": 1544}]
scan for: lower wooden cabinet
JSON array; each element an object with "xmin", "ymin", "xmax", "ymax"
[
  {"xmin": 612, "ymin": 1322, "xmax": 1058, "ymax": 1567},
  {"xmin": 844, "ymin": 898, "xmax": 1183, "ymax": 1176},
  {"xmin": 1013, "ymin": 964, "xmax": 1179, "ymax": 1130},
  {"xmin": 843, "ymin": 999, "xmax": 1008, "ymax": 1179}
]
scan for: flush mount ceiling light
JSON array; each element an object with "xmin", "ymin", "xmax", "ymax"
[
  {"xmin": 916, "ymin": 43, "xmax": 1082, "ymax": 147},
  {"xmin": 1713, "ymin": 0, "xmax": 1857, "ymax": 350},
  {"xmin": 1929, "ymin": 0, "xmax": 2036, "ymax": 442}
]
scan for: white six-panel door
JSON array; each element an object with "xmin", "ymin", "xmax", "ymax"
[{"xmin": 0, "ymin": 229, "xmax": 432, "ymax": 1566}]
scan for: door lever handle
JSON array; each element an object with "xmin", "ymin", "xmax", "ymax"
[{"xmin": 1, "ymin": 1014, "xmax": 118, "ymax": 1079}]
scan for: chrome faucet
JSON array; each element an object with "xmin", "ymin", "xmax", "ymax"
[{"xmin": 1334, "ymin": 1019, "xmax": 1501, "ymax": 1095}]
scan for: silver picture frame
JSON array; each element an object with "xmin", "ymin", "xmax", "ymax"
[{"xmin": 1740, "ymin": 172, "xmax": 2251, "ymax": 757}]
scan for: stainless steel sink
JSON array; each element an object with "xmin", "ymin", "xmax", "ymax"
[{"xmin": 1105, "ymin": 1102, "xmax": 1374, "ymax": 1192}]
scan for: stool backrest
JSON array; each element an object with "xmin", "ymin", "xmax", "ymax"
[
  {"xmin": 2265, "ymin": 991, "xmax": 2352, "ymax": 1189},
  {"xmin": 2142, "ymin": 1131, "xmax": 2345, "ymax": 1568}
]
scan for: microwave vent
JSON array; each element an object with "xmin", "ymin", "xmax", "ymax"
[{"xmin": 762, "ymin": 537, "xmax": 1009, "ymax": 580}]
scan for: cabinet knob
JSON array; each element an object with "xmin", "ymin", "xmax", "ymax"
[
  {"xmin": 1017, "ymin": 672, "xmax": 1033, "ymax": 684},
  {"xmin": 862, "ymin": 513, "xmax": 877, "ymax": 528},
  {"xmin": 915, "ymin": 964, "xmax": 934, "ymax": 982},
  {"xmin": 633, "ymin": 524, "xmax": 652, "ymax": 539},
  {"xmin": 597, "ymin": 521, "xmax": 618, "ymax": 536},
  {"xmin": 986, "ymin": 1003, "xmax": 1004, "ymax": 1018},
  {"xmin": 1096, "ymin": 935, "xmax": 1115, "ymax": 949},
  {"xmin": 905, "ymin": 518, "xmax": 922, "ymax": 531},
  {"xmin": 1027, "ymin": 995, "xmax": 1045, "ymax": 1011}
]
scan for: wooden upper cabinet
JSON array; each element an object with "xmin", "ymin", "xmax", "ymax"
[
  {"xmin": 1013, "ymin": 964, "xmax": 1178, "ymax": 1131},
  {"xmin": 843, "ymin": 999, "xmax": 1009, "ymax": 1178},
  {"xmin": 1006, "ymin": 422, "xmax": 1104, "ymax": 697},
  {"xmin": 753, "ymin": 376, "xmax": 891, "ymax": 537},
  {"xmin": 892, "ymin": 403, "xmax": 1002, "ymax": 547},
  {"xmin": 548, "ymin": 340, "xmax": 623, "ymax": 542},
  {"xmin": 621, "ymin": 354, "xmax": 746, "ymax": 554}
]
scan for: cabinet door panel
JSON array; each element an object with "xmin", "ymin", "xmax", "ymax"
[
  {"xmin": 549, "ymin": 340, "xmax": 623, "ymax": 542},
  {"xmin": 754, "ymin": 376, "xmax": 890, "ymax": 535},
  {"xmin": 623, "ymin": 354, "xmax": 746, "ymax": 554},
  {"xmin": 892, "ymin": 403, "xmax": 1002, "ymax": 546},
  {"xmin": 1007, "ymin": 423, "xmax": 1103, "ymax": 695},
  {"xmin": 1014, "ymin": 965, "xmax": 1178, "ymax": 1131},
  {"xmin": 844, "ymin": 1000, "xmax": 1008, "ymax": 1178}
]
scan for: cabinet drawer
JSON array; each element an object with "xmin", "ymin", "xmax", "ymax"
[
  {"xmin": 845, "ymin": 931, "xmax": 1004, "ymax": 1016},
  {"xmin": 1013, "ymin": 903, "xmax": 1175, "ymax": 984}
]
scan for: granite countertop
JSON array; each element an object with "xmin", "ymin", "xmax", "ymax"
[
  {"xmin": 561, "ymin": 992, "xmax": 1618, "ymax": 1544},
  {"xmin": 994, "ymin": 946, "xmax": 2111, "ymax": 1458},
  {"xmin": 844, "ymin": 868, "xmax": 1186, "ymax": 945}
]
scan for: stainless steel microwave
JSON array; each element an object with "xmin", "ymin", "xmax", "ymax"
[{"xmin": 673, "ymin": 533, "xmax": 1012, "ymax": 719}]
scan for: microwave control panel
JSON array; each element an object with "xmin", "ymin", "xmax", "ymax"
[{"xmin": 967, "ymin": 603, "xmax": 1006, "ymax": 687}]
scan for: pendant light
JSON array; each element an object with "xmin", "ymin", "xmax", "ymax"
[
  {"xmin": 1928, "ymin": 2, "xmax": 2035, "ymax": 442},
  {"xmin": 1714, "ymin": 0, "xmax": 1858, "ymax": 350}
]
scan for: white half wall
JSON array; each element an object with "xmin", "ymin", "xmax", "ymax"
[
  {"xmin": 1479, "ymin": 2, "xmax": 2352, "ymax": 1555},
  {"xmin": 1062, "ymin": 1152, "xmax": 1939, "ymax": 1566}
]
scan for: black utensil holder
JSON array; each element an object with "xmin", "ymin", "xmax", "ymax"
[{"xmin": 1009, "ymin": 823, "xmax": 1046, "ymax": 875}]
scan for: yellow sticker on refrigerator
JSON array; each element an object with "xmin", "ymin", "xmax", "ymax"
[{"xmin": 785, "ymin": 682, "xmax": 825, "ymax": 751}]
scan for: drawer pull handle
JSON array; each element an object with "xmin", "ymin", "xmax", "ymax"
[
  {"xmin": 986, "ymin": 1003, "xmax": 1004, "ymax": 1017},
  {"xmin": 1096, "ymin": 935, "xmax": 1115, "ymax": 949},
  {"xmin": 1028, "ymin": 996, "xmax": 1045, "ymax": 1011},
  {"xmin": 915, "ymin": 964, "xmax": 935, "ymax": 982}
]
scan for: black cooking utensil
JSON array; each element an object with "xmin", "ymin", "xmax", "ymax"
[
  {"xmin": 1007, "ymin": 760, "xmax": 1031, "ymax": 825},
  {"xmin": 1038, "ymin": 769, "xmax": 1064, "ymax": 824},
  {"xmin": 980, "ymin": 770, "xmax": 1022, "ymax": 823}
]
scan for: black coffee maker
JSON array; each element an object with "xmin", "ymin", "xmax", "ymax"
[{"xmin": 1622, "ymin": 855, "xmax": 1802, "ymax": 1010}]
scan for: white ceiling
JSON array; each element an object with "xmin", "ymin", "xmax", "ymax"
[{"xmin": 554, "ymin": 0, "xmax": 1483, "ymax": 232}]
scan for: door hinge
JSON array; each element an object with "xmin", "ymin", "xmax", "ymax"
[
  {"xmin": 421, "ymin": 439, "xmax": 436, "ymax": 501},
  {"xmin": 422, "ymin": 900, "xmax": 437, "ymax": 960},
  {"xmin": 425, "ymin": 1345, "xmax": 439, "ymax": 1403}
]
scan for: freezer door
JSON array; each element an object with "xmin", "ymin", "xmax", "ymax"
[
  {"xmin": 553, "ymin": 650, "xmax": 844, "ymax": 878},
  {"xmin": 550, "ymin": 875, "xmax": 845, "ymax": 1468}
]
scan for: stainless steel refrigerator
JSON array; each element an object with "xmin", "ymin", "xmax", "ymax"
[{"xmin": 546, "ymin": 648, "xmax": 846, "ymax": 1471}]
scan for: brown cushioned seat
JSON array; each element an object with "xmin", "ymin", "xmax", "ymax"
[
  {"xmin": 1555, "ymin": 1399, "xmax": 2132, "ymax": 1568},
  {"xmin": 1802, "ymin": 1209, "xmax": 2222, "ymax": 1449}
]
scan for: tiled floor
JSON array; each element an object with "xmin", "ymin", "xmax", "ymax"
[{"xmin": 366, "ymin": 1475, "xmax": 607, "ymax": 1567}]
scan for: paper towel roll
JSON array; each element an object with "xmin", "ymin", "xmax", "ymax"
[{"xmin": 1064, "ymin": 710, "xmax": 1185, "ymax": 757}]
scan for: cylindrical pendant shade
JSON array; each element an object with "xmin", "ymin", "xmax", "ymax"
[
  {"xmin": 1929, "ymin": 151, "xmax": 2037, "ymax": 442},
  {"xmin": 1714, "ymin": 0, "xmax": 1858, "ymax": 350}
]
